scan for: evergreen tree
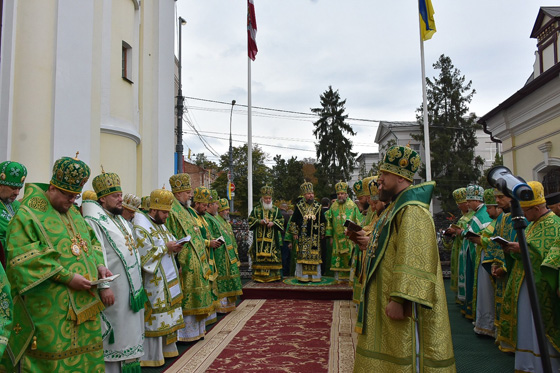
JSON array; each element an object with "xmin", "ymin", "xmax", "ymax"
[
  {"xmin": 413, "ymin": 54, "xmax": 485, "ymax": 213},
  {"xmin": 212, "ymin": 144, "xmax": 271, "ymax": 217},
  {"xmin": 311, "ymin": 86, "xmax": 357, "ymax": 194},
  {"xmin": 271, "ymin": 155, "xmax": 304, "ymax": 202}
]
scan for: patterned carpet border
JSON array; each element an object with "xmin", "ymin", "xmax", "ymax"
[
  {"xmin": 329, "ymin": 300, "xmax": 358, "ymax": 373},
  {"xmin": 164, "ymin": 299, "xmax": 357, "ymax": 373},
  {"xmin": 164, "ymin": 299, "xmax": 266, "ymax": 373}
]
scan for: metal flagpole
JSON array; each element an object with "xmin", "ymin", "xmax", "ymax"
[
  {"xmin": 419, "ymin": 4, "xmax": 433, "ymax": 213},
  {"xmin": 248, "ymin": 57, "xmax": 253, "ymax": 214}
]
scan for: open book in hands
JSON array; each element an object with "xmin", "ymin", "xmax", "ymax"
[
  {"xmin": 176, "ymin": 235, "xmax": 191, "ymax": 245},
  {"xmin": 490, "ymin": 236, "xmax": 510, "ymax": 246},
  {"xmin": 343, "ymin": 219, "xmax": 362, "ymax": 233}
]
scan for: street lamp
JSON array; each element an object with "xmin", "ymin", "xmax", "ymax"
[
  {"xmin": 229, "ymin": 100, "xmax": 236, "ymax": 211},
  {"xmin": 175, "ymin": 16, "xmax": 187, "ymax": 174}
]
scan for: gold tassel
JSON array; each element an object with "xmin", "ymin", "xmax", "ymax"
[{"xmin": 31, "ymin": 336, "xmax": 37, "ymax": 350}]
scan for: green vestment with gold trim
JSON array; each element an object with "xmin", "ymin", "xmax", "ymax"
[
  {"xmin": 288, "ymin": 200, "xmax": 325, "ymax": 280},
  {"xmin": 450, "ymin": 210, "xmax": 473, "ymax": 293},
  {"xmin": 248, "ymin": 203, "xmax": 284, "ymax": 282},
  {"xmin": 498, "ymin": 211, "xmax": 560, "ymax": 353},
  {"xmin": 354, "ymin": 182, "xmax": 456, "ymax": 373},
  {"xmin": 165, "ymin": 199, "xmax": 214, "ymax": 317},
  {"xmin": 0, "ymin": 264, "xmax": 12, "ymax": 357},
  {"xmin": 325, "ymin": 199, "xmax": 361, "ymax": 280},
  {"xmin": 0, "ymin": 183, "xmax": 105, "ymax": 372},
  {"xmin": 0, "ymin": 200, "xmax": 20, "ymax": 253},
  {"xmin": 204, "ymin": 213, "xmax": 242, "ymax": 304}
]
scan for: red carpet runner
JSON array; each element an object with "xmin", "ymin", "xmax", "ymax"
[
  {"xmin": 166, "ymin": 299, "xmax": 356, "ymax": 373},
  {"xmin": 206, "ymin": 299, "xmax": 332, "ymax": 372}
]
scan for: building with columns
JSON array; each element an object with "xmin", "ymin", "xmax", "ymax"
[
  {"xmin": 479, "ymin": 6, "xmax": 560, "ymax": 194},
  {"xmin": 0, "ymin": 0, "xmax": 177, "ymax": 197}
]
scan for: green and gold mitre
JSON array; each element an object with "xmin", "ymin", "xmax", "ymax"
[
  {"xmin": 0, "ymin": 161, "xmax": 27, "ymax": 188},
  {"xmin": 193, "ymin": 186, "xmax": 211, "ymax": 203},
  {"xmin": 169, "ymin": 173, "xmax": 192, "ymax": 193},
  {"xmin": 149, "ymin": 187, "xmax": 174, "ymax": 211},
  {"xmin": 335, "ymin": 180, "xmax": 348, "ymax": 193},
  {"xmin": 368, "ymin": 176, "xmax": 379, "ymax": 201},
  {"xmin": 210, "ymin": 189, "xmax": 219, "ymax": 202},
  {"xmin": 123, "ymin": 193, "xmax": 141, "ymax": 211},
  {"xmin": 218, "ymin": 198, "xmax": 230, "ymax": 212},
  {"xmin": 452, "ymin": 188, "xmax": 467, "ymax": 204},
  {"xmin": 466, "ymin": 184, "xmax": 484, "ymax": 202},
  {"xmin": 353, "ymin": 176, "xmax": 374, "ymax": 198},
  {"xmin": 261, "ymin": 185, "xmax": 273, "ymax": 197},
  {"xmin": 92, "ymin": 170, "xmax": 121, "ymax": 199},
  {"xmin": 82, "ymin": 190, "xmax": 97, "ymax": 201},
  {"xmin": 483, "ymin": 188, "xmax": 497, "ymax": 206},
  {"xmin": 379, "ymin": 145, "xmax": 421, "ymax": 182},
  {"xmin": 300, "ymin": 181, "xmax": 313, "ymax": 194},
  {"xmin": 50, "ymin": 155, "xmax": 91, "ymax": 193}
]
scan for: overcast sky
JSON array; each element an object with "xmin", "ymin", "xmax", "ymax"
[{"xmin": 175, "ymin": 0, "xmax": 545, "ymax": 167}]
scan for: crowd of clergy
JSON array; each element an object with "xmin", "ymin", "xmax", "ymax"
[
  {"xmin": 445, "ymin": 183, "xmax": 560, "ymax": 372},
  {"xmin": 0, "ymin": 157, "xmax": 242, "ymax": 372},
  {"xmin": 1, "ymin": 145, "xmax": 559, "ymax": 372}
]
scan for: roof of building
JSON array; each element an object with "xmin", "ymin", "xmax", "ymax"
[{"xmin": 530, "ymin": 7, "xmax": 560, "ymax": 38}]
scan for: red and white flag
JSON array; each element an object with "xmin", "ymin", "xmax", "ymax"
[{"xmin": 247, "ymin": 0, "xmax": 258, "ymax": 60}]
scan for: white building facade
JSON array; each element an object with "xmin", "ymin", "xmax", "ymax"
[{"xmin": 0, "ymin": 0, "xmax": 177, "ymax": 196}]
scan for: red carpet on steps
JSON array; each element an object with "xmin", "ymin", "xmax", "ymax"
[{"xmin": 205, "ymin": 299, "xmax": 333, "ymax": 372}]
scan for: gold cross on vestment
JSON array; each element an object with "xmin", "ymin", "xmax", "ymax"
[
  {"xmin": 147, "ymin": 314, "xmax": 156, "ymax": 326},
  {"xmin": 153, "ymin": 297, "xmax": 165, "ymax": 309},
  {"xmin": 166, "ymin": 308, "xmax": 176, "ymax": 316},
  {"xmin": 149, "ymin": 276, "xmax": 162, "ymax": 287},
  {"xmin": 158, "ymin": 321, "xmax": 170, "ymax": 331},
  {"xmin": 125, "ymin": 235, "xmax": 135, "ymax": 255},
  {"xmin": 13, "ymin": 323, "xmax": 22, "ymax": 334}
]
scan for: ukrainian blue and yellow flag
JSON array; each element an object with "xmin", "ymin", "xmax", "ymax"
[{"xmin": 419, "ymin": 0, "xmax": 436, "ymax": 41}]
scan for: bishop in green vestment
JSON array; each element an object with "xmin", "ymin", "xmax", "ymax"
[
  {"xmin": 1, "ymin": 156, "xmax": 109, "ymax": 372},
  {"xmin": 248, "ymin": 186, "xmax": 284, "ymax": 282},
  {"xmin": 499, "ymin": 182, "xmax": 560, "ymax": 371},
  {"xmin": 205, "ymin": 192, "xmax": 242, "ymax": 312},
  {"xmin": 354, "ymin": 145, "xmax": 455, "ymax": 373},
  {"xmin": 325, "ymin": 181, "xmax": 361, "ymax": 283},
  {"xmin": 446, "ymin": 187, "xmax": 473, "ymax": 295},
  {"xmin": 457, "ymin": 184, "xmax": 491, "ymax": 320},
  {"xmin": 289, "ymin": 182, "xmax": 325, "ymax": 283},
  {"xmin": 165, "ymin": 174, "xmax": 214, "ymax": 342},
  {"xmin": 0, "ymin": 161, "xmax": 27, "ymax": 264}
]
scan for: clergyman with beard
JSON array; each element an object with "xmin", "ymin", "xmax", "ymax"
[
  {"xmin": 353, "ymin": 145, "xmax": 455, "ymax": 372},
  {"xmin": 325, "ymin": 181, "xmax": 361, "ymax": 283},
  {"xmin": 132, "ymin": 187, "xmax": 185, "ymax": 367},
  {"xmin": 288, "ymin": 181, "xmax": 325, "ymax": 283},
  {"xmin": 1, "ymin": 156, "xmax": 110, "ymax": 372},
  {"xmin": 83, "ymin": 171, "xmax": 146, "ymax": 372},
  {"xmin": 248, "ymin": 185, "xmax": 284, "ymax": 282},
  {"xmin": 165, "ymin": 174, "xmax": 214, "ymax": 343}
]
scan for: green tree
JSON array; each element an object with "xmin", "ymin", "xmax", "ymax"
[
  {"xmin": 271, "ymin": 155, "xmax": 304, "ymax": 203},
  {"xmin": 311, "ymin": 86, "xmax": 357, "ymax": 194},
  {"xmin": 413, "ymin": 54, "xmax": 485, "ymax": 213},
  {"xmin": 211, "ymin": 144, "xmax": 271, "ymax": 218},
  {"xmin": 193, "ymin": 153, "xmax": 218, "ymax": 170}
]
